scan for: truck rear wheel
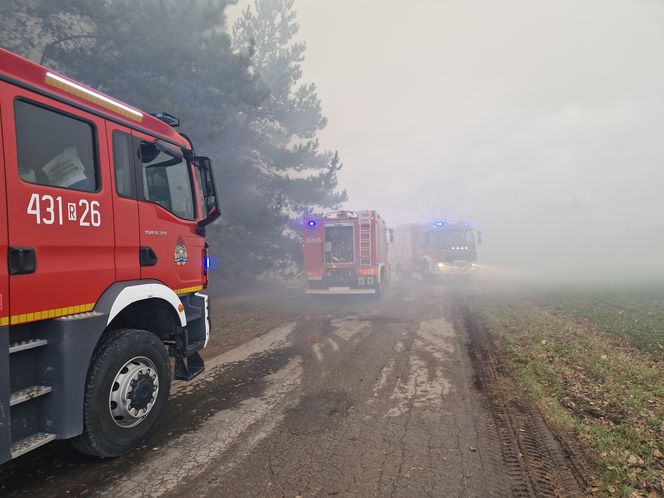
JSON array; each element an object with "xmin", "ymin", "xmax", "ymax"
[{"xmin": 72, "ymin": 329, "xmax": 171, "ymax": 458}]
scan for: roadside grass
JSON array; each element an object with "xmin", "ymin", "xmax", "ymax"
[{"xmin": 471, "ymin": 292, "xmax": 664, "ymax": 496}]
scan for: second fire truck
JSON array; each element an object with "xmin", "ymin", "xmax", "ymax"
[{"xmin": 303, "ymin": 210, "xmax": 391, "ymax": 296}]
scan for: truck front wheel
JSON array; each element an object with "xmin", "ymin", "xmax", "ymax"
[{"xmin": 72, "ymin": 329, "xmax": 171, "ymax": 458}]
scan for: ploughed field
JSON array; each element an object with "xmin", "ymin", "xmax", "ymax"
[{"xmin": 0, "ymin": 276, "xmax": 661, "ymax": 497}]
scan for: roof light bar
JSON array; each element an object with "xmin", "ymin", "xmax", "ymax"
[
  {"xmin": 45, "ymin": 72, "xmax": 143, "ymax": 122},
  {"xmin": 151, "ymin": 112, "xmax": 180, "ymax": 127}
]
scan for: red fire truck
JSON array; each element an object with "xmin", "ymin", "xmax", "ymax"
[
  {"xmin": 303, "ymin": 210, "xmax": 391, "ymax": 296},
  {"xmin": 0, "ymin": 49, "xmax": 220, "ymax": 463},
  {"xmin": 391, "ymin": 221, "xmax": 482, "ymax": 281}
]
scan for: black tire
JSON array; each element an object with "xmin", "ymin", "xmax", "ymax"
[{"xmin": 72, "ymin": 328, "xmax": 171, "ymax": 458}]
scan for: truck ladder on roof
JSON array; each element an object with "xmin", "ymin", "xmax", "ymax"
[{"xmin": 359, "ymin": 212, "xmax": 372, "ymax": 266}]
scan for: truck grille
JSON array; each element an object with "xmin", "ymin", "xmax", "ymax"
[{"xmin": 324, "ymin": 269, "xmax": 355, "ymax": 282}]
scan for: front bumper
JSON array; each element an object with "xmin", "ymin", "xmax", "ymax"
[
  {"xmin": 433, "ymin": 263, "xmax": 476, "ymax": 276},
  {"xmin": 305, "ymin": 287, "xmax": 376, "ymax": 295},
  {"xmin": 307, "ymin": 268, "xmax": 377, "ymax": 293}
]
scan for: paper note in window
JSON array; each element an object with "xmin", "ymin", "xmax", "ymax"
[{"xmin": 42, "ymin": 147, "xmax": 87, "ymax": 188}]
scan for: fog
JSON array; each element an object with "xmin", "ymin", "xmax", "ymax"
[{"xmin": 230, "ymin": 0, "xmax": 664, "ymax": 280}]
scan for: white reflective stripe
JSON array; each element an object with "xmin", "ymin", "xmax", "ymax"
[
  {"xmin": 107, "ymin": 284, "xmax": 186, "ymax": 326},
  {"xmin": 46, "ymin": 72, "xmax": 144, "ymax": 119},
  {"xmin": 196, "ymin": 292, "xmax": 210, "ymax": 348}
]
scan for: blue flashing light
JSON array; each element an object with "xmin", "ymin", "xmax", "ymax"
[
  {"xmin": 463, "ymin": 221, "xmax": 471, "ymax": 227},
  {"xmin": 307, "ymin": 220, "xmax": 317, "ymax": 228},
  {"xmin": 204, "ymin": 256, "xmax": 220, "ymax": 271},
  {"xmin": 433, "ymin": 220, "xmax": 445, "ymax": 228}
]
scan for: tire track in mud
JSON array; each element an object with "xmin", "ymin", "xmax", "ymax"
[{"xmin": 458, "ymin": 294, "xmax": 589, "ymax": 497}]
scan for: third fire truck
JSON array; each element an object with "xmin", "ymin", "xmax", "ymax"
[
  {"xmin": 391, "ymin": 221, "xmax": 482, "ymax": 281},
  {"xmin": 303, "ymin": 210, "xmax": 391, "ymax": 296}
]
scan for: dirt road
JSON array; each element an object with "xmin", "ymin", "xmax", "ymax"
[{"xmin": 0, "ymin": 280, "xmax": 587, "ymax": 497}]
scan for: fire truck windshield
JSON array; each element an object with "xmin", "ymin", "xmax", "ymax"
[
  {"xmin": 429, "ymin": 229, "xmax": 476, "ymax": 249},
  {"xmin": 324, "ymin": 224, "xmax": 354, "ymax": 263}
]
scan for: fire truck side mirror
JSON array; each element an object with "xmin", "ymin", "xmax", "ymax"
[
  {"xmin": 477, "ymin": 231, "xmax": 483, "ymax": 245},
  {"xmin": 193, "ymin": 156, "xmax": 221, "ymax": 227},
  {"xmin": 388, "ymin": 229, "xmax": 394, "ymax": 243}
]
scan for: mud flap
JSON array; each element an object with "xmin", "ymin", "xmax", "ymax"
[
  {"xmin": 172, "ymin": 293, "xmax": 207, "ymax": 381},
  {"xmin": 174, "ymin": 352, "xmax": 204, "ymax": 382}
]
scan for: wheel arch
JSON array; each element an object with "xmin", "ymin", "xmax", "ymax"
[{"xmin": 94, "ymin": 281, "xmax": 186, "ymax": 342}]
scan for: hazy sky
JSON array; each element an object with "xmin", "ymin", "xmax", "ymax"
[{"xmin": 229, "ymin": 1, "xmax": 664, "ymax": 274}]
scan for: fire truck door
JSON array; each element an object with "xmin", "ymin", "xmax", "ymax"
[
  {"xmin": 0, "ymin": 103, "xmax": 8, "ymax": 327},
  {"xmin": 2, "ymin": 89, "xmax": 115, "ymax": 322},
  {"xmin": 131, "ymin": 130, "xmax": 203, "ymax": 293},
  {"xmin": 106, "ymin": 123, "xmax": 140, "ymax": 280}
]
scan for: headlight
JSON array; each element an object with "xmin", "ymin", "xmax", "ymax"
[{"xmin": 437, "ymin": 262, "xmax": 445, "ymax": 269}]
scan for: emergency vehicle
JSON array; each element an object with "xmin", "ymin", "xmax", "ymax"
[
  {"xmin": 0, "ymin": 49, "xmax": 220, "ymax": 463},
  {"xmin": 303, "ymin": 210, "xmax": 391, "ymax": 296},
  {"xmin": 391, "ymin": 221, "xmax": 482, "ymax": 281}
]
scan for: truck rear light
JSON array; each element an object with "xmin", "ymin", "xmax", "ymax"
[
  {"xmin": 306, "ymin": 271, "xmax": 322, "ymax": 280},
  {"xmin": 358, "ymin": 268, "xmax": 376, "ymax": 276}
]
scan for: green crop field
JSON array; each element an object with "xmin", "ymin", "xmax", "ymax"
[{"xmin": 470, "ymin": 285, "xmax": 664, "ymax": 497}]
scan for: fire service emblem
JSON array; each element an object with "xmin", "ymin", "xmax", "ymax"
[{"xmin": 174, "ymin": 238, "xmax": 188, "ymax": 266}]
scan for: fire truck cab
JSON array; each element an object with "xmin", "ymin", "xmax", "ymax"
[
  {"xmin": 0, "ymin": 49, "xmax": 220, "ymax": 462},
  {"xmin": 303, "ymin": 210, "xmax": 391, "ymax": 296},
  {"xmin": 392, "ymin": 221, "xmax": 482, "ymax": 281}
]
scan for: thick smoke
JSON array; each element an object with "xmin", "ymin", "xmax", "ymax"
[{"xmin": 230, "ymin": 0, "xmax": 664, "ymax": 283}]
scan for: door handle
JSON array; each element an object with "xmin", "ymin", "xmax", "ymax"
[
  {"xmin": 8, "ymin": 247, "xmax": 37, "ymax": 275},
  {"xmin": 139, "ymin": 246, "xmax": 158, "ymax": 267}
]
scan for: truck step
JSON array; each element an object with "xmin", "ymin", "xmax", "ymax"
[
  {"xmin": 184, "ymin": 340, "xmax": 205, "ymax": 357},
  {"xmin": 9, "ymin": 385, "xmax": 52, "ymax": 406},
  {"xmin": 9, "ymin": 339, "xmax": 48, "ymax": 354},
  {"xmin": 11, "ymin": 432, "xmax": 56, "ymax": 459}
]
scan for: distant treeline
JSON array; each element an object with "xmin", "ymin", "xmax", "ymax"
[{"xmin": 0, "ymin": 0, "xmax": 346, "ymax": 279}]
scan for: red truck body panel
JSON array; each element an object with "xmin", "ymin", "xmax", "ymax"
[{"xmin": 0, "ymin": 104, "xmax": 8, "ymax": 327}]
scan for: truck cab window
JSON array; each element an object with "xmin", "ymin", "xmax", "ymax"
[
  {"xmin": 112, "ymin": 132, "xmax": 135, "ymax": 198},
  {"xmin": 14, "ymin": 100, "xmax": 98, "ymax": 192},
  {"xmin": 194, "ymin": 167, "xmax": 208, "ymax": 218},
  {"xmin": 324, "ymin": 224, "xmax": 354, "ymax": 264},
  {"xmin": 139, "ymin": 140, "xmax": 195, "ymax": 220}
]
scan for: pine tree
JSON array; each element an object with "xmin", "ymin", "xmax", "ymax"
[
  {"xmin": 0, "ymin": 0, "xmax": 346, "ymax": 279},
  {"xmin": 232, "ymin": 0, "xmax": 347, "ymax": 214}
]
